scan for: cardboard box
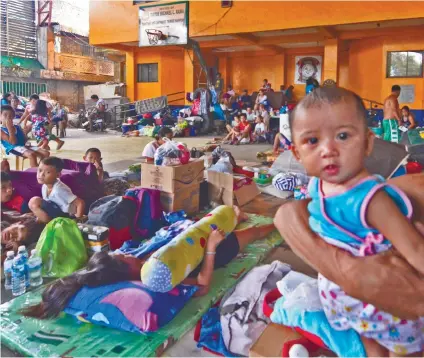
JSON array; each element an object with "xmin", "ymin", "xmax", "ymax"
[
  {"xmin": 207, "ymin": 171, "xmax": 260, "ymax": 207},
  {"xmin": 141, "ymin": 160, "xmax": 204, "ymax": 193},
  {"xmin": 160, "ymin": 183, "xmax": 200, "ymax": 214},
  {"xmin": 250, "ymin": 324, "xmax": 302, "ymax": 357}
]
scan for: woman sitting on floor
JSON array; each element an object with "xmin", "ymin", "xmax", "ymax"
[{"xmin": 22, "ymin": 206, "xmax": 275, "ymax": 319}]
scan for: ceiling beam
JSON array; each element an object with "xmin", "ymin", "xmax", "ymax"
[
  {"xmin": 339, "ymin": 25, "xmax": 424, "ymax": 40},
  {"xmin": 257, "ymin": 33, "xmax": 324, "ymax": 45},
  {"xmin": 318, "ymin": 26, "xmax": 338, "ymax": 39},
  {"xmin": 232, "ymin": 33, "xmax": 285, "ymax": 54},
  {"xmin": 198, "ymin": 39, "xmax": 252, "ymax": 48}
]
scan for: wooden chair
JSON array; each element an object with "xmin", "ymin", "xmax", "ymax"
[{"xmin": 1, "ymin": 147, "xmax": 27, "ymax": 171}]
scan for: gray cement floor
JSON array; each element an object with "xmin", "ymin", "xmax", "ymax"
[{"xmin": 1, "ymin": 129, "xmax": 275, "ymax": 357}]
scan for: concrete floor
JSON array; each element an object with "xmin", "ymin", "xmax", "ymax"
[{"xmin": 10, "ymin": 129, "xmax": 273, "ymax": 172}]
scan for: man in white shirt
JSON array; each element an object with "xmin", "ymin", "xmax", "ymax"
[
  {"xmin": 243, "ymin": 107, "xmax": 256, "ymax": 122},
  {"xmin": 88, "ymin": 94, "xmax": 106, "ymax": 131}
]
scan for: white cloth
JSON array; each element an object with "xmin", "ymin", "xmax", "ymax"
[
  {"xmin": 254, "ymin": 123, "xmax": 266, "ymax": 138},
  {"xmin": 42, "ymin": 179, "xmax": 77, "ymax": 213},
  {"xmin": 220, "ymin": 261, "xmax": 291, "ymax": 356},
  {"xmin": 96, "ymin": 98, "xmax": 106, "ymax": 110},
  {"xmin": 142, "ymin": 140, "xmax": 159, "ymax": 158}
]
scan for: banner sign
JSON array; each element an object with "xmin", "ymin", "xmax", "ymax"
[{"xmin": 139, "ymin": 1, "xmax": 188, "ymax": 47}]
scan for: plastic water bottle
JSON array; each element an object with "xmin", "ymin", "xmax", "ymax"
[
  {"xmin": 4, "ymin": 251, "xmax": 15, "ymax": 290},
  {"xmin": 12, "ymin": 254, "xmax": 26, "ymax": 296},
  {"xmin": 18, "ymin": 245, "xmax": 30, "ymax": 287},
  {"xmin": 28, "ymin": 249, "xmax": 43, "ymax": 287}
]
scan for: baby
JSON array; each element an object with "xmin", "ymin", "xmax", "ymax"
[
  {"xmin": 290, "ymin": 87, "xmax": 424, "ymax": 356},
  {"xmin": 29, "ymin": 157, "xmax": 85, "ymax": 223}
]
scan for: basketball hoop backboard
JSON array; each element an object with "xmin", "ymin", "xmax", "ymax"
[{"xmin": 139, "ymin": 1, "xmax": 188, "ymax": 47}]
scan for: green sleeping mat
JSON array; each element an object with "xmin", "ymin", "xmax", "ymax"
[{"xmin": 1, "ymin": 214, "xmax": 283, "ymax": 357}]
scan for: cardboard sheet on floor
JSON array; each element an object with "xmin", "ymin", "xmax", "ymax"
[{"xmin": 1, "ymin": 214, "xmax": 282, "ymax": 358}]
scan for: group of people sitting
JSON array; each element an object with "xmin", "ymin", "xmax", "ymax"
[
  {"xmin": 1, "ymin": 146, "xmax": 108, "ymax": 251},
  {"xmin": 1, "ymin": 94, "xmax": 68, "ymax": 168}
]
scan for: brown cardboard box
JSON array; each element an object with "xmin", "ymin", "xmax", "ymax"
[
  {"xmin": 250, "ymin": 324, "xmax": 303, "ymax": 357},
  {"xmin": 207, "ymin": 171, "xmax": 260, "ymax": 207},
  {"xmin": 141, "ymin": 160, "xmax": 204, "ymax": 193},
  {"xmin": 160, "ymin": 183, "xmax": 200, "ymax": 214}
]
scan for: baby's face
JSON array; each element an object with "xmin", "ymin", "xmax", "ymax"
[
  {"xmin": 291, "ymin": 100, "xmax": 373, "ymax": 185},
  {"xmin": 1, "ymin": 181, "xmax": 13, "ymax": 202}
]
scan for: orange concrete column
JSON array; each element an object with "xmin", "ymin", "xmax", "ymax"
[
  {"xmin": 184, "ymin": 49, "xmax": 194, "ymax": 105},
  {"xmin": 125, "ymin": 49, "xmax": 136, "ymax": 101},
  {"xmin": 323, "ymin": 39, "xmax": 339, "ymax": 83}
]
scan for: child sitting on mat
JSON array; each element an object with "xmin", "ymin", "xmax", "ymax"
[
  {"xmin": 289, "ymin": 86, "xmax": 424, "ymax": 357},
  {"xmin": 29, "ymin": 157, "xmax": 85, "ymax": 223}
]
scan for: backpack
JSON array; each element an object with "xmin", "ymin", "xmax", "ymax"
[
  {"xmin": 124, "ymin": 188, "xmax": 164, "ymax": 239},
  {"xmin": 87, "ymin": 195, "xmax": 137, "ymax": 250},
  {"xmin": 36, "ymin": 218, "xmax": 88, "ymax": 278}
]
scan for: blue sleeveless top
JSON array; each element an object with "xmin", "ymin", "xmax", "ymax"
[
  {"xmin": 308, "ymin": 175, "xmax": 412, "ymax": 250},
  {"xmin": 1, "ymin": 125, "xmax": 26, "ymax": 154}
]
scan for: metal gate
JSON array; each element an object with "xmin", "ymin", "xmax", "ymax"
[
  {"xmin": 0, "ymin": 0, "xmax": 38, "ymax": 59},
  {"xmin": 1, "ymin": 81, "xmax": 47, "ymax": 97}
]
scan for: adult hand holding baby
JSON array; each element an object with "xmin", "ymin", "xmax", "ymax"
[{"xmin": 274, "ymin": 173, "xmax": 424, "ymax": 320}]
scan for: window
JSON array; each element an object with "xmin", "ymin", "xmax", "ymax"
[
  {"xmin": 387, "ymin": 51, "xmax": 423, "ymax": 78},
  {"xmin": 137, "ymin": 63, "xmax": 158, "ymax": 83}
]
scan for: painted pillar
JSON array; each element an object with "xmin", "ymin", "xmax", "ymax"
[
  {"xmin": 323, "ymin": 39, "xmax": 339, "ymax": 83},
  {"xmin": 126, "ymin": 49, "xmax": 136, "ymax": 101},
  {"xmin": 184, "ymin": 49, "xmax": 194, "ymax": 105}
]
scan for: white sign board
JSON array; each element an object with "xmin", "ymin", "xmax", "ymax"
[
  {"xmin": 139, "ymin": 2, "xmax": 188, "ymax": 47},
  {"xmin": 294, "ymin": 56, "xmax": 322, "ymax": 85},
  {"xmin": 399, "ymin": 85, "xmax": 415, "ymax": 104}
]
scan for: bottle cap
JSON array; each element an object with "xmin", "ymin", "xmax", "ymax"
[
  {"xmin": 31, "ymin": 249, "xmax": 37, "ymax": 256},
  {"xmin": 6, "ymin": 251, "xmax": 14, "ymax": 258},
  {"xmin": 18, "ymin": 245, "xmax": 26, "ymax": 252}
]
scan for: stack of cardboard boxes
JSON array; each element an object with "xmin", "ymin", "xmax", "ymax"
[
  {"xmin": 77, "ymin": 224, "xmax": 110, "ymax": 256},
  {"xmin": 141, "ymin": 159, "xmax": 205, "ymax": 214}
]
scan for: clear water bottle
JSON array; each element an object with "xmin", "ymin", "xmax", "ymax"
[
  {"xmin": 18, "ymin": 245, "xmax": 30, "ymax": 287},
  {"xmin": 4, "ymin": 251, "xmax": 15, "ymax": 290},
  {"xmin": 12, "ymin": 254, "xmax": 26, "ymax": 296},
  {"xmin": 28, "ymin": 249, "xmax": 43, "ymax": 287}
]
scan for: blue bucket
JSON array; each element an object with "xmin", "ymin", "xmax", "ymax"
[{"xmin": 122, "ymin": 123, "xmax": 132, "ymax": 134}]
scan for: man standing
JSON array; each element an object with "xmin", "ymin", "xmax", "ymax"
[{"xmin": 383, "ymin": 85, "xmax": 401, "ymax": 142}]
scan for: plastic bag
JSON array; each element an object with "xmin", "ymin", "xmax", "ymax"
[
  {"xmin": 35, "ymin": 218, "xmax": 88, "ymax": 278},
  {"xmin": 276, "ymin": 271, "xmax": 321, "ymax": 312},
  {"xmin": 208, "ymin": 156, "xmax": 233, "ymax": 174},
  {"xmin": 154, "ymin": 139, "xmax": 190, "ymax": 166}
]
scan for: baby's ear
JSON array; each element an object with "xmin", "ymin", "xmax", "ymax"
[
  {"xmin": 365, "ymin": 129, "xmax": 375, "ymax": 157},
  {"xmin": 291, "ymin": 145, "xmax": 301, "ymax": 162}
]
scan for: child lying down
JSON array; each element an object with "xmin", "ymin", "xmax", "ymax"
[{"xmin": 22, "ymin": 206, "xmax": 276, "ymax": 318}]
